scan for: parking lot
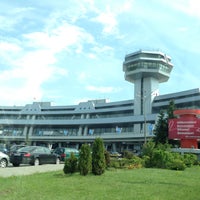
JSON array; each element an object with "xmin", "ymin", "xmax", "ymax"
[{"xmin": 0, "ymin": 163, "xmax": 64, "ymax": 177}]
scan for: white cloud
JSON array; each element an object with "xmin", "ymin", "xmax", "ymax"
[
  {"xmin": 162, "ymin": 0, "xmax": 200, "ymax": 18},
  {"xmin": 78, "ymin": 72, "xmax": 90, "ymax": 82},
  {"xmin": 23, "ymin": 21, "xmax": 95, "ymax": 54},
  {"xmin": 94, "ymin": 5, "xmax": 118, "ymax": 34},
  {"xmin": 92, "ymin": 45, "xmax": 114, "ymax": 54},
  {"xmin": 0, "ymin": 0, "xmax": 199, "ymax": 106},
  {"xmin": 0, "ymin": 41, "xmax": 21, "ymax": 52}
]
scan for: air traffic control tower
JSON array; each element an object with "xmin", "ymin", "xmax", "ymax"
[{"xmin": 123, "ymin": 50, "xmax": 173, "ymax": 134}]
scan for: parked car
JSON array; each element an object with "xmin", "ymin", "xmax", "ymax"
[
  {"xmin": 0, "ymin": 151, "xmax": 9, "ymax": 168},
  {"xmin": 9, "ymin": 144, "xmax": 26, "ymax": 156},
  {"xmin": 53, "ymin": 147, "xmax": 79, "ymax": 161},
  {"xmin": 0, "ymin": 144, "xmax": 9, "ymax": 154},
  {"xmin": 109, "ymin": 151, "xmax": 122, "ymax": 158},
  {"xmin": 10, "ymin": 146, "xmax": 60, "ymax": 167}
]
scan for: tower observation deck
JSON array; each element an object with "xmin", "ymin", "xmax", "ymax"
[{"xmin": 123, "ymin": 50, "xmax": 173, "ymax": 134}]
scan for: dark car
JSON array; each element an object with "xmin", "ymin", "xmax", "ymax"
[
  {"xmin": 9, "ymin": 144, "xmax": 26, "ymax": 155},
  {"xmin": 53, "ymin": 147, "xmax": 79, "ymax": 161},
  {"xmin": 10, "ymin": 146, "xmax": 60, "ymax": 167}
]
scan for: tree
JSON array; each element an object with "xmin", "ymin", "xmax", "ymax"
[
  {"xmin": 92, "ymin": 138, "xmax": 106, "ymax": 175},
  {"xmin": 63, "ymin": 152, "xmax": 78, "ymax": 174},
  {"xmin": 79, "ymin": 144, "xmax": 92, "ymax": 176},
  {"xmin": 167, "ymin": 100, "xmax": 176, "ymax": 119},
  {"xmin": 167, "ymin": 100, "xmax": 178, "ymax": 146},
  {"xmin": 153, "ymin": 110, "xmax": 168, "ymax": 144},
  {"xmin": 153, "ymin": 100, "xmax": 176, "ymax": 144}
]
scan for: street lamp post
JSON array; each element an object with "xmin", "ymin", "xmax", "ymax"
[{"xmin": 143, "ymin": 102, "xmax": 147, "ymax": 144}]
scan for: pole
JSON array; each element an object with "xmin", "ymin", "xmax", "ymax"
[
  {"xmin": 144, "ymin": 102, "xmax": 147, "ymax": 144},
  {"xmin": 143, "ymin": 89, "xmax": 156, "ymax": 144}
]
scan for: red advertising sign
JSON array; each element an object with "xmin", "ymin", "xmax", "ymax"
[{"xmin": 168, "ymin": 117, "xmax": 200, "ymax": 139}]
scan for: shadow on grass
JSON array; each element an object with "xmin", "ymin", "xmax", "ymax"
[{"xmin": 121, "ymin": 180, "xmax": 187, "ymax": 187}]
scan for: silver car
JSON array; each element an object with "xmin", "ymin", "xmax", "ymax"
[{"xmin": 0, "ymin": 151, "xmax": 9, "ymax": 168}]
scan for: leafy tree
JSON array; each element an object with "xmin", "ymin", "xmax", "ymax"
[
  {"xmin": 79, "ymin": 144, "xmax": 92, "ymax": 176},
  {"xmin": 153, "ymin": 100, "xmax": 176, "ymax": 144},
  {"xmin": 92, "ymin": 138, "xmax": 106, "ymax": 175}
]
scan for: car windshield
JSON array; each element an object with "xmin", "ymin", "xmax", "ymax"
[{"xmin": 64, "ymin": 148, "xmax": 79, "ymax": 153}]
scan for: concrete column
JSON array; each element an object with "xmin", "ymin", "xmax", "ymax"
[
  {"xmin": 112, "ymin": 143, "xmax": 117, "ymax": 152},
  {"xmin": 134, "ymin": 124, "xmax": 141, "ymax": 135},
  {"xmin": 78, "ymin": 126, "xmax": 83, "ymax": 136},
  {"xmin": 28, "ymin": 115, "xmax": 36, "ymax": 136},
  {"xmin": 143, "ymin": 77, "xmax": 159, "ymax": 115},
  {"xmin": 83, "ymin": 126, "xmax": 88, "ymax": 136},
  {"xmin": 84, "ymin": 114, "xmax": 90, "ymax": 136},
  {"xmin": 28, "ymin": 126, "xmax": 33, "ymax": 136},
  {"xmin": 23, "ymin": 126, "xmax": 28, "ymax": 136},
  {"xmin": 23, "ymin": 115, "xmax": 30, "ymax": 136}
]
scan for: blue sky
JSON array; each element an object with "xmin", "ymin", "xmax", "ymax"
[{"xmin": 0, "ymin": 0, "xmax": 200, "ymax": 106}]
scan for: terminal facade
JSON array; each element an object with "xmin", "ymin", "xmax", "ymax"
[{"xmin": 0, "ymin": 50, "xmax": 200, "ymax": 152}]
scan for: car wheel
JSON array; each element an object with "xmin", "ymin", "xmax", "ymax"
[
  {"xmin": 0, "ymin": 158, "xmax": 7, "ymax": 168},
  {"xmin": 55, "ymin": 158, "xmax": 60, "ymax": 164},
  {"xmin": 34, "ymin": 158, "xmax": 40, "ymax": 166}
]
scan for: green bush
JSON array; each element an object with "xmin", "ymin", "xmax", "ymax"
[
  {"xmin": 63, "ymin": 152, "xmax": 78, "ymax": 174},
  {"xmin": 142, "ymin": 140, "xmax": 155, "ymax": 158},
  {"xmin": 183, "ymin": 154, "xmax": 198, "ymax": 167},
  {"xmin": 104, "ymin": 150, "xmax": 111, "ymax": 168},
  {"xmin": 110, "ymin": 159, "xmax": 121, "ymax": 168},
  {"xmin": 151, "ymin": 149, "xmax": 173, "ymax": 169},
  {"xmin": 142, "ymin": 155, "xmax": 151, "ymax": 168},
  {"xmin": 123, "ymin": 150, "xmax": 134, "ymax": 159},
  {"xmin": 109, "ymin": 156, "xmax": 144, "ymax": 169},
  {"xmin": 92, "ymin": 138, "xmax": 106, "ymax": 175},
  {"xmin": 79, "ymin": 144, "xmax": 92, "ymax": 176},
  {"xmin": 168, "ymin": 159, "xmax": 186, "ymax": 171}
]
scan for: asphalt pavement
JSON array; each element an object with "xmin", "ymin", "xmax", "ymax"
[{"xmin": 0, "ymin": 163, "xmax": 64, "ymax": 177}]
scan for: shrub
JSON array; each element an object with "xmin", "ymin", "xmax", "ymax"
[
  {"xmin": 168, "ymin": 159, "xmax": 186, "ymax": 171},
  {"xmin": 104, "ymin": 150, "xmax": 111, "ymax": 168},
  {"xmin": 142, "ymin": 140, "xmax": 155, "ymax": 158},
  {"xmin": 110, "ymin": 159, "xmax": 120, "ymax": 168},
  {"xmin": 109, "ymin": 156, "xmax": 144, "ymax": 169},
  {"xmin": 151, "ymin": 149, "xmax": 173, "ymax": 169},
  {"xmin": 79, "ymin": 144, "xmax": 92, "ymax": 176},
  {"xmin": 63, "ymin": 152, "xmax": 78, "ymax": 174},
  {"xmin": 123, "ymin": 150, "xmax": 134, "ymax": 159},
  {"xmin": 92, "ymin": 138, "xmax": 106, "ymax": 175},
  {"xmin": 142, "ymin": 155, "xmax": 151, "ymax": 168},
  {"xmin": 183, "ymin": 154, "xmax": 198, "ymax": 167}
]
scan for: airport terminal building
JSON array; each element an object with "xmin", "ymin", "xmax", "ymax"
[{"xmin": 0, "ymin": 50, "xmax": 200, "ymax": 152}]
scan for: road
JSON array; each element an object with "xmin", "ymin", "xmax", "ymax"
[{"xmin": 0, "ymin": 163, "xmax": 64, "ymax": 177}]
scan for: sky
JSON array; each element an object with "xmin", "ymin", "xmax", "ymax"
[{"xmin": 0, "ymin": 0, "xmax": 200, "ymax": 106}]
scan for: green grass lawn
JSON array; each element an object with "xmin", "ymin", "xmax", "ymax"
[{"xmin": 1, "ymin": 167, "xmax": 200, "ymax": 200}]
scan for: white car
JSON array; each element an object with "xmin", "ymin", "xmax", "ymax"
[{"xmin": 0, "ymin": 151, "xmax": 9, "ymax": 168}]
